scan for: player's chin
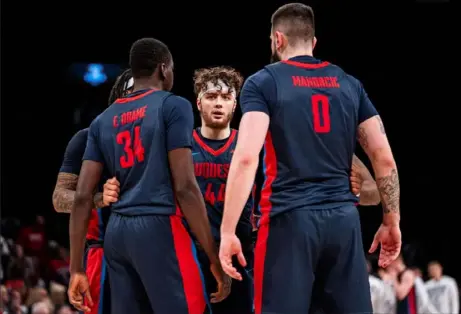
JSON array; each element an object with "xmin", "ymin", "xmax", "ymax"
[{"xmin": 207, "ymin": 119, "xmax": 230, "ymax": 129}]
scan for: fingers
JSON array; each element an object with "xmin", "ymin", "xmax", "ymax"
[
  {"xmin": 68, "ymin": 291, "xmax": 88, "ymax": 312},
  {"xmin": 237, "ymin": 251, "xmax": 247, "ymax": 267},
  {"xmin": 379, "ymin": 244, "xmax": 401, "ymax": 268},
  {"xmin": 107, "ymin": 177, "xmax": 120, "ymax": 185},
  {"xmin": 210, "ymin": 279, "xmax": 231, "ymax": 303},
  {"xmin": 368, "ymin": 237, "xmax": 379, "ymax": 253},
  {"xmin": 220, "ymin": 255, "xmax": 242, "ymax": 281},
  {"xmin": 84, "ymin": 290, "xmax": 94, "ymax": 308},
  {"xmin": 104, "ymin": 182, "xmax": 120, "ymax": 193},
  {"xmin": 103, "ymin": 186, "xmax": 119, "ymax": 204}
]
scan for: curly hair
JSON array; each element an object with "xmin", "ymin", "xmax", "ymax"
[{"xmin": 193, "ymin": 66, "xmax": 244, "ymax": 97}]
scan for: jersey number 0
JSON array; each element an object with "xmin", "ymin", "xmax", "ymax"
[
  {"xmin": 311, "ymin": 94, "xmax": 331, "ymax": 133},
  {"xmin": 116, "ymin": 126, "xmax": 145, "ymax": 168}
]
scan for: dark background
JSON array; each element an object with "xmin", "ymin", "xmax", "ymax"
[{"xmin": 2, "ymin": 1, "xmax": 453, "ymax": 279}]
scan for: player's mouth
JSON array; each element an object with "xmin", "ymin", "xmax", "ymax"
[{"xmin": 211, "ymin": 111, "xmax": 224, "ymax": 118}]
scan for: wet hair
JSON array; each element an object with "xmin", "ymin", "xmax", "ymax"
[
  {"xmin": 271, "ymin": 3, "xmax": 315, "ymax": 45},
  {"xmin": 193, "ymin": 66, "xmax": 244, "ymax": 97},
  {"xmin": 129, "ymin": 38, "xmax": 172, "ymax": 79},
  {"xmin": 108, "ymin": 69, "xmax": 133, "ymax": 105}
]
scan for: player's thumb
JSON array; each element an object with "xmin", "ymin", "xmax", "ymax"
[
  {"xmin": 85, "ymin": 290, "xmax": 94, "ymax": 307},
  {"xmin": 237, "ymin": 251, "xmax": 247, "ymax": 267},
  {"xmin": 369, "ymin": 237, "xmax": 379, "ymax": 253}
]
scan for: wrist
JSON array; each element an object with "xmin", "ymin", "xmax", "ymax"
[
  {"xmin": 383, "ymin": 213, "xmax": 400, "ymax": 227},
  {"xmin": 93, "ymin": 192, "xmax": 104, "ymax": 208}
]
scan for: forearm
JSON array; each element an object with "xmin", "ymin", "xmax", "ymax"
[
  {"xmin": 359, "ymin": 179, "xmax": 380, "ymax": 205},
  {"xmin": 53, "ymin": 188, "xmax": 104, "ymax": 213},
  {"xmin": 221, "ymin": 156, "xmax": 259, "ymax": 234},
  {"xmin": 372, "ymin": 156, "xmax": 400, "ymax": 225},
  {"xmin": 69, "ymin": 192, "xmax": 93, "ymax": 273},
  {"xmin": 177, "ymin": 185, "xmax": 218, "ymax": 265}
]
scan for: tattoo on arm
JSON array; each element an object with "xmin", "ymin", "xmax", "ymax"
[
  {"xmin": 376, "ymin": 169, "xmax": 400, "ymax": 214},
  {"xmin": 52, "ymin": 173, "xmax": 78, "ymax": 213},
  {"xmin": 357, "ymin": 126, "xmax": 368, "ymax": 149},
  {"xmin": 53, "ymin": 173, "xmax": 105, "ymax": 213}
]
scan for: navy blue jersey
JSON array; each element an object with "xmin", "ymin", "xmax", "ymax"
[
  {"xmin": 84, "ymin": 89, "xmax": 194, "ymax": 216},
  {"xmin": 240, "ymin": 56, "xmax": 378, "ymax": 222},
  {"xmin": 192, "ymin": 128, "xmax": 254, "ymax": 244},
  {"xmin": 59, "ymin": 128, "xmax": 110, "ymax": 241}
]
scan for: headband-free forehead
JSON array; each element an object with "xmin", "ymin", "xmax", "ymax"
[{"xmin": 198, "ymin": 79, "xmax": 236, "ymax": 100}]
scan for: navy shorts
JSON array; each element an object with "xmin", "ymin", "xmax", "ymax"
[
  {"xmin": 82, "ymin": 244, "xmax": 110, "ymax": 314},
  {"xmin": 254, "ymin": 205, "xmax": 372, "ymax": 314},
  {"xmin": 104, "ymin": 213, "xmax": 209, "ymax": 314}
]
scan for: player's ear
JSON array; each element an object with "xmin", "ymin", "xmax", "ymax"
[
  {"xmin": 196, "ymin": 99, "xmax": 202, "ymax": 112},
  {"xmin": 312, "ymin": 36, "xmax": 317, "ymax": 50},
  {"xmin": 159, "ymin": 63, "xmax": 167, "ymax": 80},
  {"xmin": 275, "ymin": 31, "xmax": 287, "ymax": 50},
  {"xmin": 232, "ymin": 100, "xmax": 237, "ymax": 113}
]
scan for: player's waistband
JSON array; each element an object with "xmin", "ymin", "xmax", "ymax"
[{"xmin": 110, "ymin": 206, "xmax": 178, "ymax": 216}]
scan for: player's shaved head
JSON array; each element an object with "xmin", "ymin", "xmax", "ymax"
[
  {"xmin": 129, "ymin": 37, "xmax": 174, "ymax": 91},
  {"xmin": 271, "ymin": 3, "xmax": 315, "ymax": 46},
  {"xmin": 129, "ymin": 38, "xmax": 172, "ymax": 79}
]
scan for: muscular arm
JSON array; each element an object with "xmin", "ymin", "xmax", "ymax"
[
  {"xmin": 70, "ymin": 161, "xmax": 103, "ymax": 273},
  {"xmin": 352, "ymin": 155, "xmax": 380, "ymax": 205},
  {"xmin": 358, "ymin": 115, "xmax": 400, "ymax": 225},
  {"xmin": 52, "ymin": 173, "xmax": 104, "ymax": 213},
  {"xmin": 164, "ymin": 95, "xmax": 218, "ymax": 264},
  {"xmin": 169, "ymin": 148, "xmax": 219, "ymax": 264}
]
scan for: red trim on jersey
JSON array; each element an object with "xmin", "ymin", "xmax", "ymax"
[
  {"xmin": 114, "ymin": 89, "xmax": 157, "ymax": 103},
  {"xmin": 254, "ymin": 131, "xmax": 277, "ymax": 314},
  {"xmin": 282, "ymin": 60, "xmax": 330, "ymax": 69},
  {"xmin": 170, "ymin": 215, "xmax": 207, "ymax": 314},
  {"xmin": 192, "ymin": 129, "xmax": 237, "ymax": 157}
]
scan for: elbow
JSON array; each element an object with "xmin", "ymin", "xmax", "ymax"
[
  {"xmin": 174, "ymin": 178, "xmax": 198, "ymax": 201},
  {"xmin": 236, "ymin": 154, "xmax": 259, "ymax": 169},
  {"xmin": 73, "ymin": 191, "xmax": 92, "ymax": 209},
  {"xmin": 370, "ymin": 149, "xmax": 396, "ymax": 169}
]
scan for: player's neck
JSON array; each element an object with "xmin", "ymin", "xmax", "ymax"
[
  {"xmin": 200, "ymin": 125, "xmax": 231, "ymax": 140},
  {"xmin": 433, "ymin": 275, "xmax": 442, "ymax": 281},
  {"xmin": 133, "ymin": 79, "xmax": 164, "ymax": 92},
  {"xmin": 281, "ymin": 47, "xmax": 314, "ymax": 61}
]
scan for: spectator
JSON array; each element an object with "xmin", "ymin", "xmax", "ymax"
[
  {"xmin": 426, "ymin": 261, "xmax": 459, "ymax": 314},
  {"xmin": 5, "ymin": 289, "xmax": 28, "ymax": 314},
  {"xmin": 31, "ymin": 301, "xmax": 51, "ymax": 314},
  {"xmin": 6, "ymin": 245, "xmax": 35, "ymax": 290}
]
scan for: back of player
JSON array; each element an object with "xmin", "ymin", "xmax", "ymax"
[
  {"xmin": 84, "ymin": 39, "xmax": 209, "ymax": 314},
  {"xmin": 248, "ymin": 5, "xmax": 378, "ymax": 314}
]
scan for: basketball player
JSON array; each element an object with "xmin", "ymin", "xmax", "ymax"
[
  {"xmin": 52, "ymin": 69, "xmax": 133, "ymax": 314},
  {"xmin": 68, "ymin": 38, "xmax": 229, "ymax": 314},
  {"xmin": 103, "ymin": 66, "xmax": 252, "ymax": 314},
  {"xmin": 426, "ymin": 261, "xmax": 459, "ymax": 314},
  {"xmin": 219, "ymin": 3, "xmax": 401, "ymax": 314}
]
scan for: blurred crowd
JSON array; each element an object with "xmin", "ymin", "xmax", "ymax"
[
  {"xmin": 0, "ymin": 216, "xmax": 76, "ymax": 314},
  {"xmin": 368, "ymin": 254, "xmax": 459, "ymax": 314},
  {"xmin": 1, "ymin": 214, "xmax": 459, "ymax": 314}
]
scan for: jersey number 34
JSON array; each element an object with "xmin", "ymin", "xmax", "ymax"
[{"xmin": 116, "ymin": 126, "xmax": 145, "ymax": 168}]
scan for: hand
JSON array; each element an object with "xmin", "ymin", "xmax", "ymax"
[
  {"xmin": 209, "ymin": 263, "xmax": 232, "ymax": 303},
  {"xmin": 219, "ymin": 233, "xmax": 247, "ymax": 281},
  {"xmin": 350, "ymin": 162, "xmax": 363, "ymax": 196},
  {"xmin": 103, "ymin": 177, "xmax": 120, "ymax": 206},
  {"xmin": 68, "ymin": 272, "xmax": 93, "ymax": 312},
  {"xmin": 369, "ymin": 223, "xmax": 401, "ymax": 268}
]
